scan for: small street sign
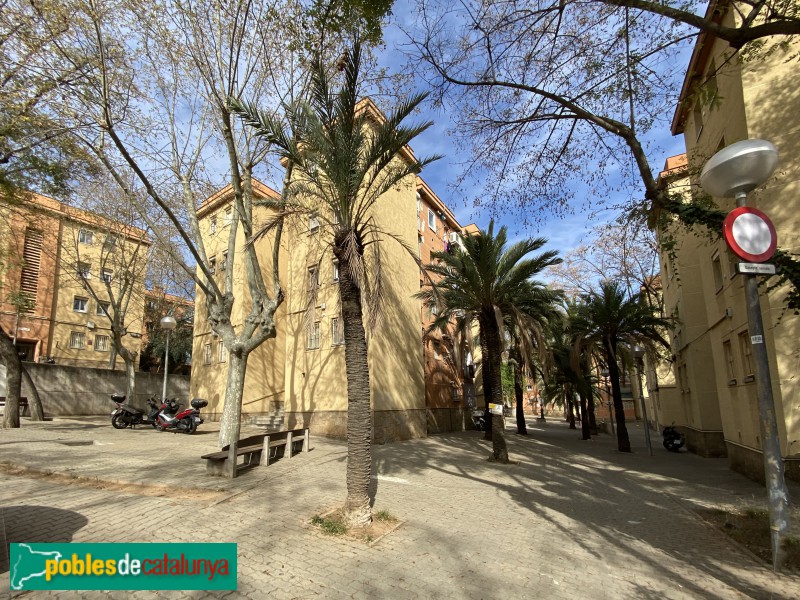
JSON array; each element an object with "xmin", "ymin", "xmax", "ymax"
[
  {"xmin": 738, "ymin": 263, "xmax": 776, "ymax": 275},
  {"xmin": 751, "ymin": 335, "xmax": 764, "ymax": 344},
  {"xmin": 488, "ymin": 403, "xmax": 504, "ymax": 415}
]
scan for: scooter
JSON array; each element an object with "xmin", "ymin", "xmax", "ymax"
[
  {"xmin": 662, "ymin": 423, "xmax": 686, "ymax": 452},
  {"xmin": 111, "ymin": 394, "xmax": 161, "ymax": 429},
  {"xmin": 153, "ymin": 398, "xmax": 207, "ymax": 434}
]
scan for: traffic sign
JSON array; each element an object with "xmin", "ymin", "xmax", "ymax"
[{"xmin": 723, "ymin": 206, "xmax": 777, "ymax": 263}]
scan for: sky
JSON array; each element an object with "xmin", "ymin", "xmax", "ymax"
[{"xmin": 373, "ymin": 0, "xmax": 692, "ymax": 260}]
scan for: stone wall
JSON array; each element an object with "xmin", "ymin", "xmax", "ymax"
[
  {"xmin": 18, "ymin": 362, "xmax": 190, "ymax": 416},
  {"xmin": 727, "ymin": 441, "xmax": 800, "ymax": 484},
  {"xmin": 682, "ymin": 426, "xmax": 727, "ymax": 458}
]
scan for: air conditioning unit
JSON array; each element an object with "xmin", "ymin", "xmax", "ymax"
[
  {"xmin": 86, "ymin": 321, "xmax": 96, "ymax": 330},
  {"xmin": 449, "ymin": 232, "xmax": 459, "ymax": 243}
]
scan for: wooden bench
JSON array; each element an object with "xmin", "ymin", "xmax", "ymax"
[
  {"xmin": 201, "ymin": 428, "xmax": 310, "ymax": 478},
  {"xmin": 0, "ymin": 397, "xmax": 29, "ymax": 417}
]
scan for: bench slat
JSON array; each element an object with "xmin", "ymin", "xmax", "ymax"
[{"xmin": 203, "ymin": 427, "xmax": 309, "ymax": 478}]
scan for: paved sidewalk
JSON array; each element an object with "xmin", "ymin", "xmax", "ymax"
[{"xmin": 2, "ymin": 416, "xmax": 800, "ymax": 599}]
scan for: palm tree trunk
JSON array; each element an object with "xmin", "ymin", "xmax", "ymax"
[
  {"xmin": 605, "ymin": 339, "xmax": 631, "ymax": 452},
  {"xmin": 566, "ymin": 394, "xmax": 576, "ymax": 429},
  {"xmin": 480, "ymin": 334, "xmax": 493, "ymax": 441},
  {"xmin": 480, "ymin": 313, "xmax": 508, "ymax": 463},
  {"xmin": 588, "ymin": 393, "xmax": 598, "ymax": 435},
  {"xmin": 579, "ymin": 391, "xmax": 591, "ymax": 440},
  {"xmin": 513, "ymin": 360, "xmax": 527, "ymax": 435},
  {"xmin": 339, "ymin": 252, "xmax": 373, "ymax": 527}
]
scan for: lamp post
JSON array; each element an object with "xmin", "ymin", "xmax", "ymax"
[
  {"xmin": 160, "ymin": 316, "xmax": 177, "ymax": 401},
  {"xmin": 600, "ymin": 368, "xmax": 614, "ymax": 436},
  {"xmin": 632, "ymin": 346, "xmax": 653, "ymax": 456},
  {"xmin": 700, "ymin": 139, "xmax": 789, "ymax": 571}
]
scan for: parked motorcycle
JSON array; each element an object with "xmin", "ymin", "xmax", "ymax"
[
  {"xmin": 111, "ymin": 394, "xmax": 161, "ymax": 429},
  {"xmin": 153, "ymin": 398, "xmax": 207, "ymax": 434},
  {"xmin": 662, "ymin": 423, "xmax": 686, "ymax": 452}
]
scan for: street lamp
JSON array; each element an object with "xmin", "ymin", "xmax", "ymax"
[
  {"xmin": 160, "ymin": 315, "xmax": 177, "ymax": 401},
  {"xmin": 600, "ymin": 368, "xmax": 614, "ymax": 436},
  {"xmin": 700, "ymin": 139, "xmax": 789, "ymax": 571},
  {"xmin": 632, "ymin": 345, "xmax": 653, "ymax": 456}
]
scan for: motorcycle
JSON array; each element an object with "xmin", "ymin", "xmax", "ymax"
[
  {"xmin": 662, "ymin": 423, "xmax": 686, "ymax": 452},
  {"xmin": 111, "ymin": 394, "xmax": 162, "ymax": 429},
  {"xmin": 153, "ymin": 398, "xmax": 207, "ymax": 434}
]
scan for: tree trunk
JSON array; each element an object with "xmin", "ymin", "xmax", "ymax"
[
  {"xmin": 218, "ymin": 349, "xmax": 248, "ymax": 449},
  {"xmin": 480, "ymin": 313, "xmax": 508, "ymax": 463},
  {"xmin": 579, "ymin": 390, "xmax": 591, "ymax": 440},
  {"xmin": 566, "ymin": 394, "xmax": 576, "ymax": 429},
  {"xmin": 588, "ymin": 393, "xmax": 598, "ymax": 435},
  {"xmin": 0, "ymin": 329, "xmax": 22, "ymax": 428},
  {"xmin": 21, "ymin": 365, "xmax": 44, "ymax": 421},
  {"xmin": 480, "ymin": 334, "xmax": 493, "ymax": 441},
  {"xmin": 513, "ymin": 360, "xmax": 527, "ymax": 435},
  {"xmin": 605, "ymin": 339, "xmax": 631, "ymax": 452},
  {"xmin": 339, "ymin": 251, "xmax": 373, "ymax": 527}
]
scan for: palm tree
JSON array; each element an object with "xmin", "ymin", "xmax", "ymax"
[
  {"xmin": 231, "ymin": 39, "xmax": 439, "ymax": 526},
  {"xmin": 506, "ymin": 285, "xmax": 563, "ymax": 434},
  {"xmin": 420, "ymin": 221, "xmax": 561, "ymax": 462},
  {"xmin": 574, "ymin": 280, "xmax": 670, "ymax": 452}
]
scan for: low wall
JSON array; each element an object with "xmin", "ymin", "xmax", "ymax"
[{"xmin": 18, "ymin": 362, "xmax": 190, "ymax": 416}]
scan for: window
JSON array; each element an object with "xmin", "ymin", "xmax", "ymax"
[
  {"xmin": 209, "ymin": 257, "xmax": 216, "ymax": 275},
  {"xmin": 20, "ymin": 228, "xmax": 43, "ymax": 299},
  {"xmin": 308, "ymin": 266, "xmax": 318, "ymax": 292},
  {"xmin": 332, "ymin": 260, "xmax": 339, "ymax": 282},
  {"xmin": 307, "ymin": 322, "xmax": 320, "ymax": 349},
  {"xmin": 73, "ymin": 296, "xmax": 88, "ymax": 312},
  {"xmin": 332, "ymin": 317, "xmax": 344, "ymax": 346},
  {"xmin": 693, "ymin": 102, "xmax": 704, "ymax": 142},
  {"xmin": 97, "ymin": 301, "xmax": 110, "ymax": 317},
  {"xmin": 101, "ymin": 268, "xmax": 113, "ymax": 283},
  {"xmin": 204, "ymin": 343, "xmax": 212, "ymax": 365},
  {"xmin": 723, "ymin": 340, "xmax": 735, "ymax": 383},
  {"xmin": 146, "ymin": 321, "xmax": 155, "ymax": 332},
  {"xmin": 712, "ymin": 253, "xmax": 723, "ymax": 292},
  {"xmin": 224, "ymin": 206, "xmax": 232, "ymax": 226},
  {"xmin": 210, "ymin": 216, "xmax": 217, "ymax": 234},
  {"xmin": 77, "ymin": 262, "xmax": 91, "ymax": 280},
  {"xmin": 69, "ymin": 331, "xmax": 85, "ymax": 349},
  {"xmin": 94, "ymin": 335, "xmax": 109, "ymax": 352},
  {"xmin": 309, "ymin": 213, "xmax": 320, "ymax": 233},
  {"xmin": 739, "ymin": 331, "xmax": 754, "ymax": 380},
  {"xmin": 79, "ymin": 229, "xmax": 93, "ymax": 244},
  {"xmin": 428, "ymin": 208, "xmax": 436, "ymax": 231},
  {"xmin": 218, "ymin": 341, "xmax": 227, "ymax": 363},
  {"xmin": 220, "ymin": 251, "xmax": 228, "ymax": 271},
  {"xmin": 104, "ymin": 234, "xmax": 118, "ymax": 250},
  {"xmin": 433, "ymin": 340, "xmax": 441, "ymax": 360},
  {"xmin": 147, "ymin": 299, "xmax": 156, "ymax": 310}
]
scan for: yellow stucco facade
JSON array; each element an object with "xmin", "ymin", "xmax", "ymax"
[
  {"xmin": 189, "ymin": 103, "xmax": 467, "ymax": 440},
  {"xmin": 657, "ymin": 7, "xmax": 800, "ymax": 481},
  {"xmin": 1, "ymin": 192, "xmax": 148, "ymax": 369}
]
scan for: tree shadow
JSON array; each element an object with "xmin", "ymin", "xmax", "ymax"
[{"xmin": 0, "ymin": 505, "xmax": 89, "ymax": 574}]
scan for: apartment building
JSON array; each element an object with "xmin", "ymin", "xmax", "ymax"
[
  {"xmin": 190, "ymin": 100, "xmax": 469, "ymax": 440},
  {"xmin": 654, "ymin": 5, "xmax": 800, "ymax": 481},
  {"xmin": 0, "ymin": 191, "xmax": 149, "ymax": 369}
]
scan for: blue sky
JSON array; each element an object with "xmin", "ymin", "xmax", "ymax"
[{"xmin": 374, "ymin": 1, "xmax": 692, "ymax": 258}]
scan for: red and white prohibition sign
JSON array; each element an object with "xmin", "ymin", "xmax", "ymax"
[{"xmin": 722, "ymin": 206, "xmax": 778, "ymax": 263}]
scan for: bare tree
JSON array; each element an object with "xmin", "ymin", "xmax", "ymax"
[{"xmin": 409, "ymin": 0, "xmax": 800, "ymax": 308}]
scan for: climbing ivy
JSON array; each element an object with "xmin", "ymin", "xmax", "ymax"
[{"xmin": 655, "ymin": 195, "xmax": 800, "ymax": 314}]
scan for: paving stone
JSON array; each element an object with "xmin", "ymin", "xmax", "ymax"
[{"xmin": 2, "ymin": 417, "xmax": 800, "ymax": 598}]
